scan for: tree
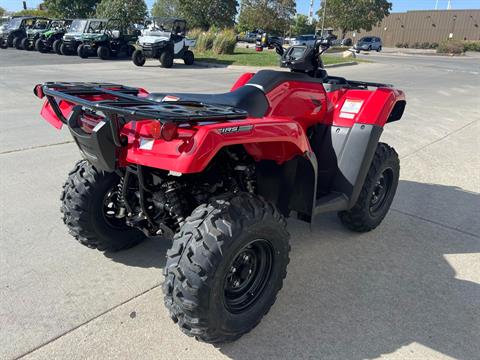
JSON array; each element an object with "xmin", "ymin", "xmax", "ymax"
[
  {"xmin": 238, "ymin": 0, "xmax": 296, "ymax": 34},
  {"xmin": 317, "ymin": 0, "xmax": 391, "ymax": 38},
  {"xmin": 179, "ymin": 0, "xmax": 237, "ymax": 29},
  {"xmin": 0, "ymin": 6, "xmax": 6, "ymax": 17},
  {"xmin": 291, "ymin": 14, "xmax": 317, "ymax": 36},
  {"xmin": 43, "ymin": 0, "xmax": 101, "ymax": 18},
  {"xmin": 12, "ymin": 9, "xmax": 52, "ymax": 17},
  {"xmin": 151, "ymin": 0, "xmax": 179, "ymax": 18},
  {"xmin": 96, "ymin": 0, "xmax": 147, "ymax": 28}
]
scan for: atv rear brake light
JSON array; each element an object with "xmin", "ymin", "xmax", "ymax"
[
  {"xmin": 34, "ymin": 84, "xmax": 44, "ymax": 99},
  {"xmin": 148, "ymin": 122, "xmax": 178, "ymax": 141}
]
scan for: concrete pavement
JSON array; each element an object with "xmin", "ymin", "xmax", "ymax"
[{"xmin": 0, "ymin": 49, "xmax": 479, "ymax": 360}]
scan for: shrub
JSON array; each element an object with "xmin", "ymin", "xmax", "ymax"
[
  {"xmin": 188, "ymin": 28, "xmax": 203, "ymax": 40},
  {"xmin": 430, "ymin": 42, "xmax": 439, "ymax": 49},
  {"xmin": 395, "ymin": 42, "xmax": 403, "ymax": 48},
  {"xmin": 196, "ymin": 31, "xmax": 216, "ymax": 52},
  {"xmin": 212, "ymin": 29, "xmax": 237, "ymax": 54},
  {"xmin": 403, "ymin": 43, "xmax": 409, "ymax": 48},
  {"xmin": 436, "ymin": 40, "xmax": 464, "ymax": 54},
  {"xmin": 462, "ymin": 40, "xmax": 480, "ymax": 52},
  {"xmin": 421, "ymin": 42, "xmax": 430, "ymax": 49},
  {"xmin": 412, "ymin": 42, "xmax": 421, "ymax": 49}
]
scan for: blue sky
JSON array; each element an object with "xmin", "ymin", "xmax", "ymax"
[{"xmin": 1, "ymin": 0, "xmax": 480, "ymax": 14}]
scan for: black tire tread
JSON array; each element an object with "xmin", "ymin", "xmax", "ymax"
[
  {"xmin": 163, "ymin": 193, "xmax": 290, "ymax": 343},
  {"xmin": 60, "ymin": 160, "xmax": 145, "ymax": 251},
  {"xmin": 338, "ymin": 142, "xmax": 399, "ymax": 232}
]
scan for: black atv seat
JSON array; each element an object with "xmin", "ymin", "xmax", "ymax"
[
  {"xmin": 146, "ymin": 85, "xmax": 269, "ymax": 118},
  {"xmin": 146, "ymin": 70, "xmax": 327, "ymax": 118}
]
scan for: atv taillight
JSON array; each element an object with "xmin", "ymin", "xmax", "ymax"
[
  {"xmin": 148, "ymin": 122, "xmax": 177, "ymax": 141},
  {"xmin": 34, "ymin": 84, "xmax": 44, "ymax": 99}
]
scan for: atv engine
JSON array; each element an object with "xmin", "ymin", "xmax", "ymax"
[{"xmin": 115, "ymin": 146, "xmax": 255, "ymax": 237}]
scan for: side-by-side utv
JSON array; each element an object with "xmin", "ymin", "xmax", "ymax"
[
  {"xmin": 0, "ymin": 16, "xmax": 48, "ymax": 49},
  {"xmin": 60, "ymin": 19, "xmax": 107, "ymax": 56},
  {"xmin": 77, "ymin": 19, "xmax": 139, "ymax": 60},
  {"xmin": 34, "ymin": 19, "xmax": 72, "ymax": 53}
]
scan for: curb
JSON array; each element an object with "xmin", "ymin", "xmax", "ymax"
[{"xmin": 194, "ymin": 61, "xmax": 359, "ymax": 70}]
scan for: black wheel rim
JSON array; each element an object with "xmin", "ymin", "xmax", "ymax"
[
  {"xmin": 369, "ymin": 168, "xmax": 394, "ymax": 216},
  {"xmin": 223, "ymin": 239, "xmax": 274, "ymax": 314}
]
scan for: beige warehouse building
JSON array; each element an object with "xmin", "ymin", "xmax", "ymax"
[{"xmin": 344, "ymin": 9, "xmax": 480, "ymax": 47}]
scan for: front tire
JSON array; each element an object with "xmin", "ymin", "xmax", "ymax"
[
  {"xmin": 53, "ymin": 39, "xmax": 62, "ymax": 55},
  {"xmin": 338, "ymin": 143, "xmax": 399, "ymax": 232},
  {"xmin": 377, "ymin": 46, "xmax": 382, "ymax": 52},
  {"xmin": 159, "ymin": 50, "xmax": 174, "ymax": 68},
  {"xmin": 132, "ymin": 49, "xmax": 146, "ymax": 66},
  {"xmin": 61, "ymin": 160, "xmax": 146, "ymax": 251},
  {"xmin": 164, "ymin": 193, "xmax": 290, "ymax": 343}
]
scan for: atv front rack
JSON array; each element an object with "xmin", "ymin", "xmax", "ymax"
[{"xmin": 35, "ymin": 82, "xmax": 248, "ymax": 172}]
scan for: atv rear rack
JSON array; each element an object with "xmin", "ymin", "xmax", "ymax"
[
  {"xmin": 36, "ymin": 82, "xmax": 248, "ymax": 124},
  {"xmin": 35, "ymin": 82, "xmax": 249, "ymax": 172}
]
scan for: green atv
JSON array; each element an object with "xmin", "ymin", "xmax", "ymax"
[
  {"xmin": 77, "ymin": 19, "xmax": 139, "ymax": 60},
  {"xmin": 35, "ymin": 19, "xmax": 72, "ymax": 53},
  {"xmin": 21, "ymin": 18, "xmax": 51, "ymax": 50}
]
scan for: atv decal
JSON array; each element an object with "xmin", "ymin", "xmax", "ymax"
[
  {"xmin": 341, "ymin": 99, "xmax": 363, "ymax": 114},
  {"xmin": 218, "ymin": 125, "xmax": 254, "ymax": 134},
  {"xmin": 162, "ymin": 95, "xmax": 180, "ymax": 102}
]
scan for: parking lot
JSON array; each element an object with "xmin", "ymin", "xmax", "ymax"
[{"xmin": 0, "ymin": 48, "xmax": 479, "ymax": 360}]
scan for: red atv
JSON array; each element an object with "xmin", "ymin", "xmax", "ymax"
[{"xmin": 34, "ymin": 37, "xmax": 405, "ymax": 343}]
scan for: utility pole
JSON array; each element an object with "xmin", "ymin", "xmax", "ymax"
[
  {"xmin": 309, "ymin": 0, "xmax": 314, "ymax": 24},
  {"xmin": 447, "ymin": 0, "xmax": 452, "ymax": 10},
  {"xmin": 320, "ymin": 0, "xmax": 327, "ymax": 36},
  {"xmin": 435, "ymin": 0, "xmax": 439, "ymax": 10}
]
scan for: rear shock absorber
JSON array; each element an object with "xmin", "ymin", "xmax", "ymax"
[
  {"xmin": 115, "ymin": 176, "xmax": 127, "ymax": 218},
  {"xmin": 164, "ymin": 182, "xmax": 186, "ymax": 228}
]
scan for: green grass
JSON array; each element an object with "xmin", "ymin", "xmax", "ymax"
[{"xmin": 195, "ymin": 47, "xmax": 353, "ymax": 67}]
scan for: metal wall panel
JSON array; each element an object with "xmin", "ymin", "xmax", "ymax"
[{"xmin": 343, "ymin": 10, "xmax": 480, "ymax": 47}]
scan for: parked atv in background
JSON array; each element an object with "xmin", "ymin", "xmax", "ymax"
[
  {"xmin": 132, "ymin": 18, "xmax": 195, "ymax": 68},
  {"xmin": 77, "ymin": 19, "xmax": 139, "ymax": 60},
  {"xmin": 35, "ymin": 19, "xmax": 72, "ymax": 53},
  {"xmin": 0, "ymin": 16, "xmax": 47, "ymax": 49},
  {"xmin": 60, "ymin": 19, "xmax": 102, "ymax": 55},
  {"xmin": 21, "ymin": 18, "xmax": 51, "ymax": 50},
  {"xmin": 34, "ymin": 34, "xmax": 405, "ymax": 343}
]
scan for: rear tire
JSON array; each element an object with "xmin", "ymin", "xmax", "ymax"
[
  {"xmin": 97, "ymin": 46, "xmax": 110, "ymax": 60},
  {"xmin": 132, "ymin": 49, "xmax": 146, "ymax": 66},
  {"xmin": 77, "ymin": 44, "xmax": 89, "ymax": 58},
  {"xmin": 61, "ymin": 160, "xmax": 146, "ymax": 251},
  {"xmin": 338, "ymin": 143, "xmax": 399, "ymax": 232},
  {"xmin": 53, "ymin": 39, "xmax": 62, "ymax": 55},
  {"xmin": 183, "ymin": 50, "xmax": 194, "ymax": 65},
  {"xmin": 60, "ymin": 43, "xmax": 70, "ymax": 55},
  {"xmin": 0, "ymin": 39, "xmax": 8, "ymax": 49},
  {"xmin": 23, "ymin": 38, "xmax": 33, "ymax": 50},
  {"xmin": 163, "ymin": 193, "xmax": 290, "ymax": 343},
  {"xmin": 35, "ymin": 39, "xmax": 46, "ymax": 52},
  {"xmin": 159, "ymin": 50, "xmax": 174, "ymax": 68},
  {"xmin": 377, "ymin": 46, "xmax": 382, "ymax": 52},
  {"xmin": 13, "ymin": 37, "xmax": 23, "ymax": 49}
]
